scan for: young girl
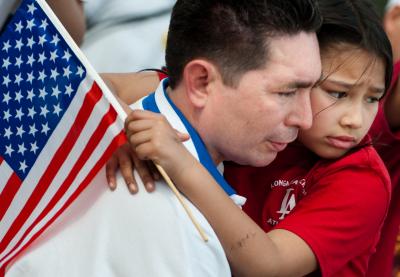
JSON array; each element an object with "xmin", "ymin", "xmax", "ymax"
[{"xmin": 122, "ymin": 0, "xmax": 393, "ymax": 276}]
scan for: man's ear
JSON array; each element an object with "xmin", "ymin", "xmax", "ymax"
[
  {"xmin": 182, "ymin": 59, "xmax": 219, "ymax": 108},
  {"xmin": 384, "ymin": 5, "xmax": 400, "ymax": 36}
]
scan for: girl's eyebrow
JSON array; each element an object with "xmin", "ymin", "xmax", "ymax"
[{"xmin": 325, "ymin": 79, "xmax": 385, "ymax": 94}]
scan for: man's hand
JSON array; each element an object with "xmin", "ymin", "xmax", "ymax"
[{"xmin": 105, "ymin": 143, "xmax": 159, "ymax": 194}]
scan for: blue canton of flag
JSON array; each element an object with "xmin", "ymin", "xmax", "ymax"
[
  {"xmin": 0, "ymin": 0, "xmax": 126, "ymax": 274},
  {"xmin": 0, "ymin": 1, "xmax": 84, "ymax": 179}
]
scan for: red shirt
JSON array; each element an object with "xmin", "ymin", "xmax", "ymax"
[
  {"xmin": 366, "ymin": 60, "xmax": 400, "ymax": 276},
  {"xmin": 225, "ymin": 142, "xmax": 391, "ymax": 276}
]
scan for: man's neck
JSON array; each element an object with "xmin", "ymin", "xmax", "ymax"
[{"xmin": 166, "ymin": 85, "xmax": 223, "ymax": 165}]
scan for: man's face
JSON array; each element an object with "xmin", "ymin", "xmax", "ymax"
[{"xmin": 198, "ymin": 32, "xmax": 321, "ymax": 166}]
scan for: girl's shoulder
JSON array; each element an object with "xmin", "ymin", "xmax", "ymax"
[{"xmin": 312, "ymin": 145, "xmax": 391, "ymax": 192}]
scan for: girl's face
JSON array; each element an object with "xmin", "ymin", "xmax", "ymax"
[{"xmin": 298, "ymin": 45, "xmax": 386, "ymax": 159}]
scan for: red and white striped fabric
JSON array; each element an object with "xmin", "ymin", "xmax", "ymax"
[{"xmin": 0, "ymin": 0, "xmax": 126, "ymax": 273}]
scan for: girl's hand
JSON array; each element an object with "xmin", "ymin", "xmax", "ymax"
[{"xmin": 125, "ymin": 110, "xmax": 192, "ymax": 181}]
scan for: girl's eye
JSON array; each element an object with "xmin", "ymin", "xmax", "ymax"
[
  {"xmin": 327, "ymin": 91, "xmax": 347, "ymax": 99},
  {"xmin": 366, "ymin": 96, "xmax": 380, "ymax": 104}
]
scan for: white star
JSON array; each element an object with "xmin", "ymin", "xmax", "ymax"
[
  {"xmin": 15, "ymin": 56, "xmax": 23, "ymax": 68},
  {"xmin": 28, "ymin": 106, "xmax": 36, "ymax": 119},
  {"xmin": 27, "ymin": 89, "xmax": 35, "ymax": 101},
  {"xmin": 15, "ymin": 108, "xmax": 24, "ymax": 120},
  {"xmin": 27, "ymin": 3, "xmax": 37, "ymax": 14},
  {"xmin": 50, "ymin": 68, "xmax": 59, "ymax": 81},
  {"xmin": 50, "ymin": 50, "xmax": 58, "ymax": 62},
  {"xmin": 15, "ymin": 39, "xmax": 23, "ymax": 51},
  {"xmin": 26, "ymin": 54, "xmax": 35, "ymax": 67},
  {"xmin": 53, "ymin": 103, "xmax": 62, "ymax": 116},
  {"xmin": 14, "ymin": 73, "xmax": 23, "ymax": 86},
  {"xmin": 26, "ymin": 18, "xmax": 35, "ymax": 31},
  {"xmin": 5, "ymin": 144, "xmax": 14, "ymax": 157},
  {"xmin": 27, "ymin": 36, "xmax": 35, "ymax": 49},
  {"xmin": 40, "ymin": 19, "xmax": 48, "ymax": 30},
  {"xmin": 16, "ymin": 125, "xmax": 25, "ymax": 138},
  {"xmin": 52, "ymin": 85, "xmax": 61, "ymax": 98},
  {"xmin": 2, "ymin": 74, "xmax": 11, "ymax": 87},
  {"xmin": 30, "ymin": 141, "xmax": 39, "ymax": 154},
  {"xmin": 3, "ymin": 109, "xmax": 11, "ymax": 121},
  {"xmin": 38, "ymin": 34, "xmax": 46, "ymax": 46},
  {"xmin": 63, "ymin": 66, "xmax": 72, "ymax": 78},
  {"xmin": 39, "ymin": 88, "xmax": 47, "ymax": 99},
  {"xmin": 62, "ymin": 50, "xmax": 72, "ymax": 61},
  {"xmin": 38, "ymin": 52, "xmax": 47, "ymax": 64},
  {"xmin": 65, "ymin": 84, "xmax": 74, "ymax": 96},
  {"xmin": 15, "ymin": 90, "xmax": 23, "ymax": 103},
  {"xmin": 41, "ymin": 122, "xmax": 50, "ymax": 135},
  {"xmin": 40, "ymin": 105, "xmax": 49, "ymax": 117},
  {"xmin": 2, "ymin": 57, "xmax": 11, "ymax": 69},
  {"xmin": 4, "ymin": 126, "xmax": 12, "ymax": 139},
  {"xmin": 15, "ymin": 21, "xmax": 23, "ymax": 33},
  {"xmin": 38, "ymin": 70, "xmax": 47, "ymax": 82},
  {"xmin": 51, "ymin": 34, "xmax": 60, "ymax": 45},
  {"xmin": 29, "ymin": 123, "xmax": 38, "ymax": 136},
  {"xmin": 27, "ymin": 72, "xmax": 35, "ymax": 84},
  {"xmin": 19, "ymin": 160, "xmax": 28, "ymax": 173},
  {"xmin": 2, "ymin": 92, "xmax": 11, "ymax": 104},
  {"xmin": 18, "ymin": 143, "xmax": 27, "ymax": 155},
  {"xmin": 76, "ymin": 66, "xmax": 85, "ymax": 78},
  {"xmin": 2, "ymin": 40, "xmax": 11, "ymax": 52}
]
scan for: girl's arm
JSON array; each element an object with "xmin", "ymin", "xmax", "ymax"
[
  {"xmin": 101, "ymin": 71, "xmax": 160, "ymax": 192},
  {"xmin": 125, "ymin": 110, "xmax": 318, "ymax": 277}
]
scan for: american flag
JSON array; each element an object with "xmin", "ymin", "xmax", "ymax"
[{"xmin": 0, "ymin": 0, "xmax": 126, "ymax": 273}]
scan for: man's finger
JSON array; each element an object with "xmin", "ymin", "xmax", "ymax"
[
  {"xmin": 105, "ymin": 157, "xmax": 118, "ymax": 191},
  {"xmin": 132, "ymin": 154, "xmax": 156, "ymax": 192},
  {"xmin": 119, "ymin": 153, "xmax": 138, "ymax": 194}
]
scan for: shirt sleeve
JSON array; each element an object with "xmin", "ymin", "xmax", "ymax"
[{"xmin": 275, "ymin": 159, "xmax": 390, "ymax": 276}]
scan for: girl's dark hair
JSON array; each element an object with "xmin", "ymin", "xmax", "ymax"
[{"xmin": 317, "ymin": 0, "xmax": 393, "ymax": 93}]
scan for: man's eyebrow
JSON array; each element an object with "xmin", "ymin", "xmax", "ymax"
[{"xmin": 286, "ymin": 73, "xmax": 323, "ymax": 89}]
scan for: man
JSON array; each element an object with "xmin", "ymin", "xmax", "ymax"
[{"xmin": 6, "ymin": 1, "xmax": 321, "ymax": 276}]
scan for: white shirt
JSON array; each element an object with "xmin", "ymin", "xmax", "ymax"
[{"xmin": 6, "ymin": 80, "xmax": 233, "ymax": 277}]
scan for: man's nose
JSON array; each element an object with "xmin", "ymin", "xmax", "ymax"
[{"xmin": 286, "ymin": 91, "xmax": 313, "ymax": 130}]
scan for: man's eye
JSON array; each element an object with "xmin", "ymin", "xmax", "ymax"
[
  {"xmin": 327, "ymin": 91, "xmax": 347, "ymax": 99},
  {"xmin": 278, "ymin": 91, "xmax": 296, "ymax": 97}
]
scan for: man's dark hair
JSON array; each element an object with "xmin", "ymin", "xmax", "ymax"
[{"xmin": 165, "ymin": 0, "xmax": 322, "ymax": 88}]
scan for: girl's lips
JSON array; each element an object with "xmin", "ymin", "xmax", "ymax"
[{"xmin": 327, "ymin": 136, "xmax": 357, "ymax": 149}]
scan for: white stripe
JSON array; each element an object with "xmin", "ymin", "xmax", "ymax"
[
  {"xmin": 2, "ymin": 117, "xmax": 122, "ymax": 265},
  {"xmin": 0, "ymin": 76, "xmax": 93, "ymax": 248},
  {"xmin": 0, "ymin": 160, "xmax": 13, "ymax": 195},
  {"xmin": 0, "ymin": 92, "xmax": 110, "ymax": 261},
  {"xmin": 154, "ymin": 82, "xmax": 199, "ymax": 161}
]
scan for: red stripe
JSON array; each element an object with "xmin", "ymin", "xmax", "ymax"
[
  {"xmin": 0, "ymin": 156, "xmax": 4, "ymax": 164},
  {"xmin": 0, "ymin": 174, "xmax": 23, "ymax": 222},
  {"xmin": 0, "ymin": 82, "xmax": 102, "ymax": 254},
  {"xmin": 1, "ymin": 105, "xmax": 118, "ymax": 263},
  {"xmin": 1, "ymin": 131, "xmax": 126, "ymax": 272}
]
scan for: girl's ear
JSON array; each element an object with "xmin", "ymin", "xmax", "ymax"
[{"xmin": 182, "ymin": 59, "xmax": 219, "ymax": 108}]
